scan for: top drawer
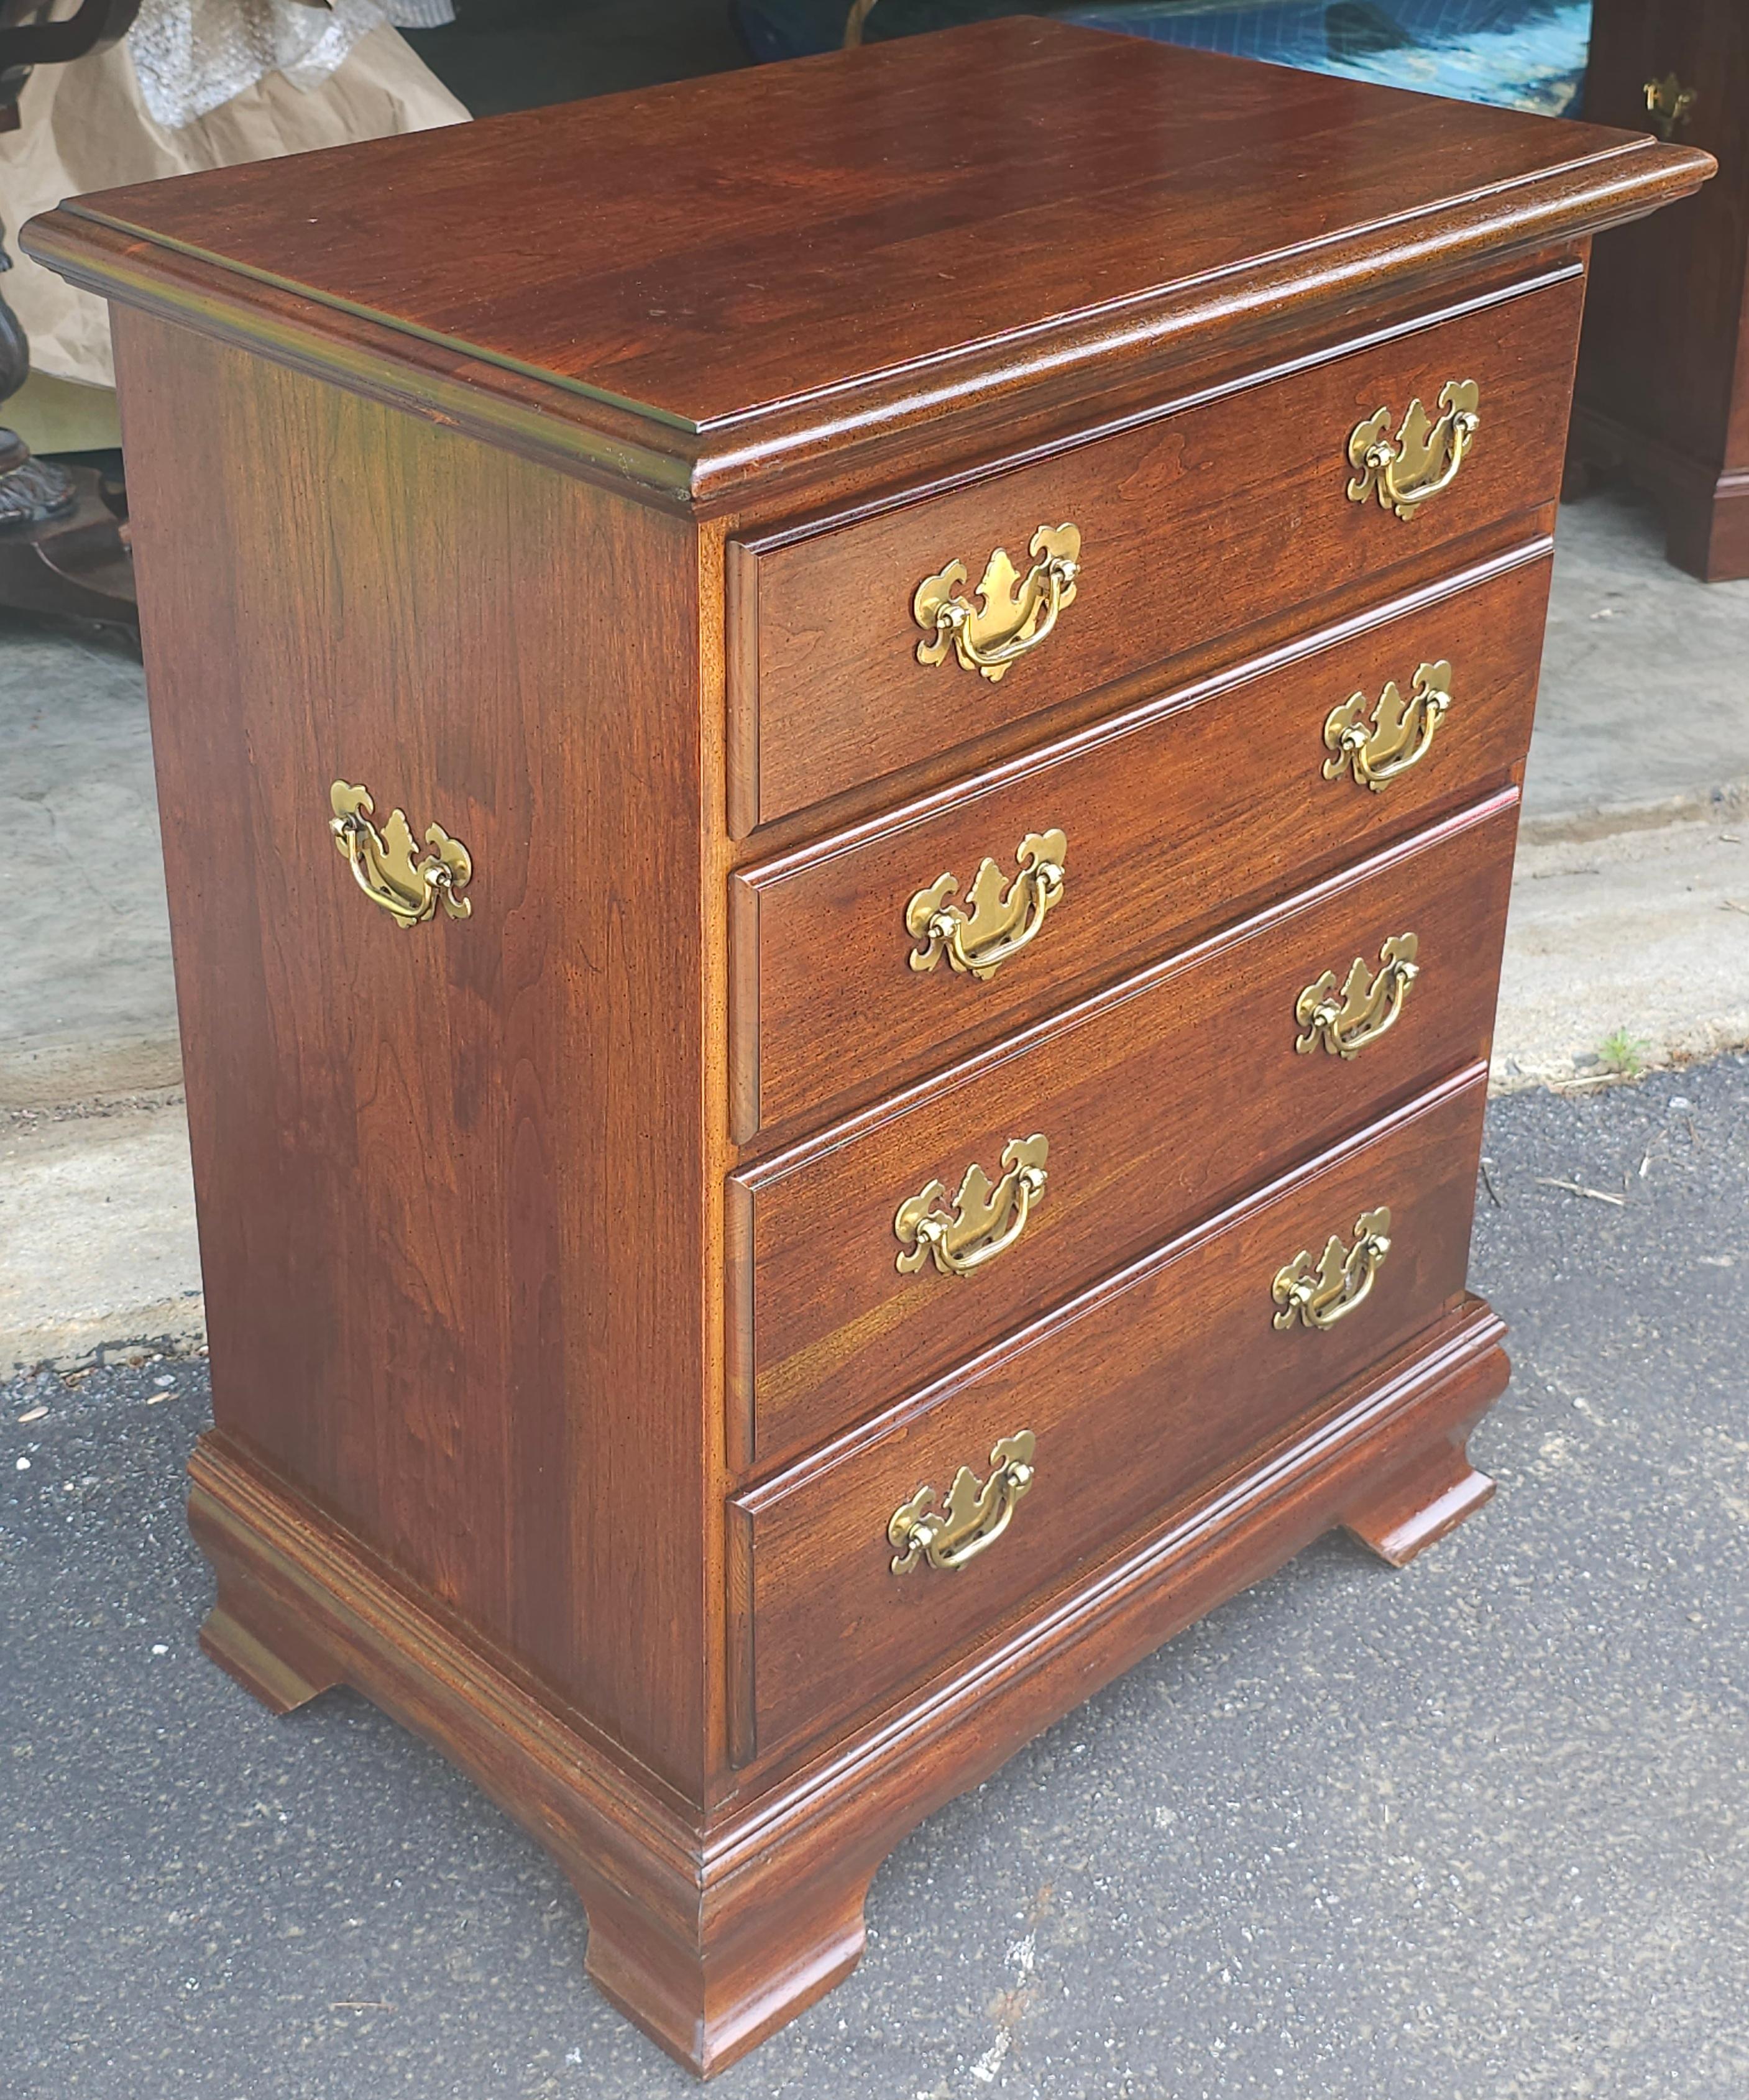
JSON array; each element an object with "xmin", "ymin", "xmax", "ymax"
[{"xmin": 727, "ymin": 272, "xmax": 1582, "ymax": 833}]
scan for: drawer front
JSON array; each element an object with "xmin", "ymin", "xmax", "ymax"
[
  {"xmin": 733, "ymin": 1067, "xmax": 1489, "ymax": 1761},
  {"xmin": 733, "ymin": 546, "xmax": 1547, "ymax": 1140},
  {"xmin": 733, "ymin": 794, "xmax": 1515, "ymax": 1470},
  {"xmin": 730, "ymin": 272, "xmax": 1581, "ymax": 832}
]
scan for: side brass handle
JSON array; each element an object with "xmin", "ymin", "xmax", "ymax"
[
  {"xmin": 1323, "ymin": 661, "xmax": 1451, "ymax": 791},
  {"xmin": 888, "ymin": 1431, "xmax": 1037, "ymax": 1574},
  {"xmin": 1295, "ymin": 934, "xmax": 1420, "ymax": 1060},
  {"xmin": 895, "ymin": 1134, "xmax": 1049, "ymax": 1278},
  {"xmin": 1644, "ymin": 73, "xmax": 1697, "ymax": 140},
  {"xmin": 906, "ymin": 829, "xmax": 1067, "ymax": 979},
  {"xmin": 914, "ymin": 523, "xmax": 1081, "ymax": 683},
  {"xmin": 1347, "ymin": 383, "xmax": 1479, "ymax": 520},
  {"xmin": 1272, "ymin": 1206, "xmax": 1392, "ymax": 1332},
  {"xmin": 330, "ymin": 781, "xmax": 472, "ymax": 927}
]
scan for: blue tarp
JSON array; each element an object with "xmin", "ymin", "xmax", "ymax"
[{"xmin": 733, "ymin": 0, "xmax": 1594, "ymax": 117}]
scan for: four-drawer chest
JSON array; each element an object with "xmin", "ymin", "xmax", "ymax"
[{"xmin": 24, "ymin": 24, "xmax": 1709, "ymax": 2075}]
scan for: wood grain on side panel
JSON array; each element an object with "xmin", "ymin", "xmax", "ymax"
[{"xmin": 114, "ymin": 310, "xmax": 717, "ymax": 1794}]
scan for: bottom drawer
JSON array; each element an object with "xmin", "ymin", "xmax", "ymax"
[{"xmin": 731, "ymin": 1065, "xmax": 1488, "ymax": 1763}]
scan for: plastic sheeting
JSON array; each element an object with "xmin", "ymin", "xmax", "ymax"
[{"xmin": 129, "ymin": 0, "xmax": 456, "ymax": 129}]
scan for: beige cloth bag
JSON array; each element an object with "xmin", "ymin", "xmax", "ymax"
[{"xmin": 1, "ymin": 24, "xmax": 467, "ymax": 392}]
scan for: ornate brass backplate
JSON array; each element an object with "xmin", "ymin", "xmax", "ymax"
[
  {"xmin": 888, "ymin": 1430, "xmax": 1037, "ymax": 1574},
  {"xmin": 329, "ymin": 781, "xmax": 472, "ymax": 927},
  {"xmin": 912, "ymin": 523, "xmax": 1081, "ymax": 682},
  {"xmin": 894, "ymin": 1134, "xmax": 1049, "ymax": 1278},
  {"xmin": 1295, "ymin": 933, "xmax": 1420, "ymax": 1059},
  {"xmin": 906, "ymin": 829, "xmax": 1067, "ymax": 979},
  {"xmin": 1272, "ymin": 1206, "xmax": 1392, "ymax": 1332},
  {"xmin": 1323, "ymin": 660, "xmax": 1452, "ymax": 791},
  {"xmin": 1644, "ymin": 73, "xmax": 1697, "ymax": 140},
  {"xmin": 1346, "ymin": 383, "xmax": 1479, "ymax": 520}
]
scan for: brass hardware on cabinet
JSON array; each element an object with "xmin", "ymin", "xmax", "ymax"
[
  {"xmin": 906, "ymin": 829, "xmax": 1068, "ymax": 979},
  {"xmin": 1346, "ymin": 383, "xmax": 1480, "ymax": 519},
  {"xmin": 894, "ymin": 1134, "xmax": 1049, "ymax": 1278},
  {"xmin": 1272, "ymin": 1206, "xmax": 1392, "ymax": 1332},
  {"xmin": 1322, "ymin": 660, "xmax": 1452, "ymax": 791},
  {"xmin": 888, "ymin": 1430, "xmax": 1037, "ymax": 1574},
  {"xmin": 1295, "ymin": 933, "xmax": 1420, "ymax": 1060},
  {"xmin": 329, "ymin": 782, "xmax": 472, "ymax": 927},
  {"xmin": 913, "ymin": 523, "xmax": 1081, "ymax": 681},
  {"xmin": 1644, "ymin": 73, "xmax": 1697, "ymax": 140}
]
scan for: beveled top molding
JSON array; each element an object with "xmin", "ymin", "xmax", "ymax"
[{"xmin": 21, "ymin": 21, "xmax": 1712, "ymax": 515}]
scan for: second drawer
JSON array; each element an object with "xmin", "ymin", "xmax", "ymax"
[{"xmin": 730, "ymin": 792, "xmax": 1517, "ymax": 1470}]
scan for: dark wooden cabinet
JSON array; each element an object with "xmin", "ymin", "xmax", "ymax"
[
  {"xmin": 1572, "ymin": 0, "xmax": 1749, "ymax": 577},
  {"xmin": 23, "ymin": 25, "xmax": 1707, "ymax": 2076}
]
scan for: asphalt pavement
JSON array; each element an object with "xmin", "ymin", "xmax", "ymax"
[{"xmin": 3, "ymin": 1057, "xmax": 1747, "ymax": 2100}]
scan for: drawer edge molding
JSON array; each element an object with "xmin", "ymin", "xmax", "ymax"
[
  {"xmin": 736, "ymin": 1060, "xmax": 1488, "ymax": 1511},
  {"xmin": 731, "ymin": 537, "xmax": 1547, "ymax": 889},
  {"xmin": 725, "ymin": 791, "xmax": 1510, "ymax": 1475},
  {"xmin": 726, "ymin": 270, "xmax": 1577, "ymax": 838},
  {"xmin": 727, "ymin": 544, "xmax": 1546, "ymax": 1146},
  {"xmin": 726, "ymin": 1293, "xmax": 1507, "ymax": 1772},
  {"xmin": 733, "ymin": 784, "xmax": 1517, "ymax": 1201}
]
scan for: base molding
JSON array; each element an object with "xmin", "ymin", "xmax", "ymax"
[
  {"xmin": 186, "ymin": 1297, "xmax": 1508, "ymax": 2076},
  {"xmin": 1568, "ymin": 402, "xmax": 1749, "ymax": 582}
]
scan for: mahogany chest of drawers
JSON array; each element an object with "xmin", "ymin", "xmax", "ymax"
[{"xmin": 24, "ymin": 26, "xmax": 1707, "ymax": 2075}]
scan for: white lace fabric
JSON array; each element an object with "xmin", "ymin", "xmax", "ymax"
[{"xmin": 129, "ymin": 0, "xmax": 456, "ymax": 130}]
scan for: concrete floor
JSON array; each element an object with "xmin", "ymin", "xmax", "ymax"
[
  {"xmin": 4, "ymin": 1058, "xmax": 1747, "ymax": 2099},
  {"xmin": 4, "ymin": 484, "xmax": 1749, "ymax": 1367}
]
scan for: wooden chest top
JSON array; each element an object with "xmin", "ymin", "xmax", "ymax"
[{"xmin": 24, "ymin": 19, "xmax": 1709, "ymax": 505}]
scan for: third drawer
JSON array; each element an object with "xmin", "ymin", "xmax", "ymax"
[{"xmin": 730, "ymin": 791, "xmax": 1516, "ymax": 1470}]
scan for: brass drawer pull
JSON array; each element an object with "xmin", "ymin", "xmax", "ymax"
[
  {"xmin": 1347, "ymin": 383, "xmax": 1479, "ymax": 519},
  {"xmin": 1272, "ymin": 1206, "xmax": 1392, "ymax": 1332},
  {"xmin": 1323, "ymin": 661, "xmax": 1451, "ymax": 791},
  {"xmin": 894, "ymin": 1134, "xmax": 1049, "ymax": 1278},
  {"xmin": 1295, "ymin": 934, "xmax": 1420, "ymax": 1060},
  {"xmin": 888, "ymin": 1431, "xmax": 1037, "ymax": 1574},
  {"xmin": 913, "ymin": 523, "xmax": 1081, "ymax": 682},
  {"xmin": 1644, "ymin": 73, "xmax": 1697, "ymax": 140},
  {"xmin": 329, "ymin": 781, "xmax": 472, "ymax": 927},
  {"xmin": 906, "ymin": 828, "xmax": 1067, "ymax": 979}
]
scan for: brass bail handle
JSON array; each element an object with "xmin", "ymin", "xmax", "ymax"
[
  {"xmin": 1271, "ymin": 1206, "xmax": 1393, "ymax": 1332},
  {"xmin": 913, "ymin": 523, "xmax": 1082, "ymax": 683},
  {"xmin": 1346, "ymin": 382, "xmax": 1480, "ymax": 520},
  {"xmin": 894, "ymin": 1134, "xmax": 1049, "ymax": 1278},
  {"xmin": 1295, "ymin": 933, "xmax": 1420, "ymax": 1060},
  {"xmin": 329, "ymin": 781, "xmax": 472, "ymax": 928},
  {"xmin": 887, "ymin": 1431, "xmax": 1037, "ymax": 1575},
  {"xmin": 906, "ymin": 829, "xmax": 1067, "ymax": 980},
  {"xmin": 1323, "ymin": 661, "xmax": 1452, "ymax": 792}
]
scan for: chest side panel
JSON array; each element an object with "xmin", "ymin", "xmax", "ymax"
[{"xmin": 114, "ymin": 312, "xmax": 718, "ymax": 1792}]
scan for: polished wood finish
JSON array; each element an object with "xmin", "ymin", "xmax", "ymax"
[
  {"xmin": 735, "ymin": 797, "xmax": 1517, "ymax": 1470},
  {"xmin": 113, "ymin": 309, "xmax": 720, "ymax": 1794},
  {"xmin": 1572, "ymin": 0, "xmax": 1748, "ymax": 578},
  {"xmin": 24, "ymin": 21, "xmax": 1707, "ymax": 511},
  {"xmin": 734, "ymin": 549, "xmax": 1548, "ymax": 1139},
  {"xmin": 24, "ymin": 27, "xmax": 1708, "ymax": 2077},
  {"xmin": 733, "ymin": 277, "xmax": 1579, "ymax": 829},
  {"xmin": 736, "ymin": 1068, "xmax": 1487, "ymax": 1759}
]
